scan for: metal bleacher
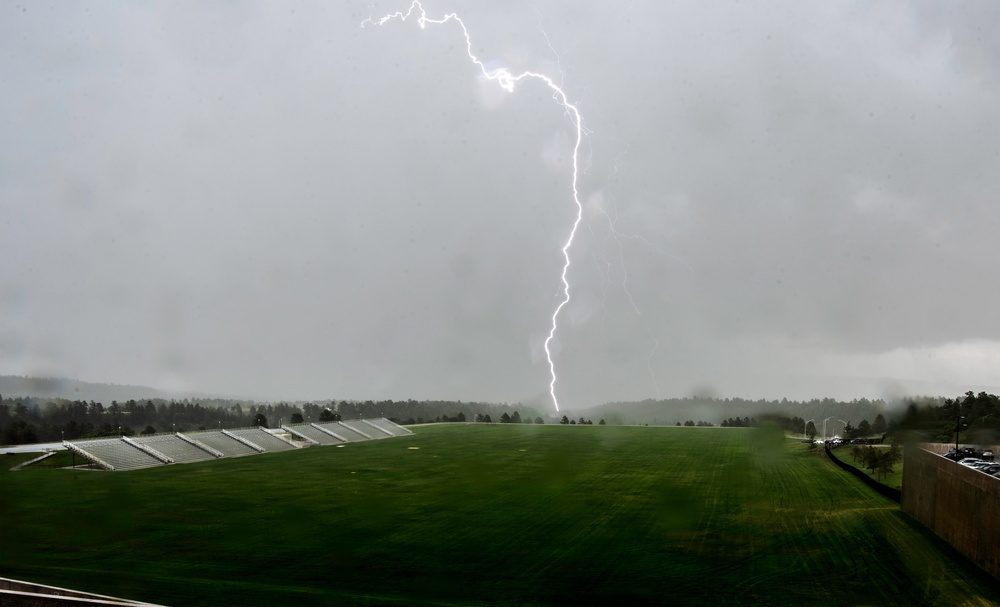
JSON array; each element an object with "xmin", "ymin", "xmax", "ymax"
[
  {"xmin": 132, "ymin": 434, "xmax": 217, "ymax": 463},
  {"xmin": 337, "ymin": 420, "xmax": 377, "ymax": 440},
  {"xmin": 226, "ymin": 428, "xmax": 297, "ymax": 452},
  {"xmin": 364, "ymin": 418, "xmax": 413, "ymax": 437},
  {"xmin": 185, "ymin": 431, "xmax": 259, "ymax": 457},
  {"xmin": 64, "ymin": 438, "xmax": 163, "ymax": 471},
  {"xmin": 283, "ymin": 424, "xmax": 344, "ymax": 446},
  {"xmin": 62, "ymin": 418, "xmax": 410, "ymax": 471}
]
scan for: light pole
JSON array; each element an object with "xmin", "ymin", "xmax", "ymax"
[
  {"xmin": 953, "ymin": 399, "xmax": 965, "ymax": 453},
  {"xmin": 823, "ymin": 417, "xmax": 834, "ymax": 442},
  {"xmin": 973, "ymin": 413, "xmax": 994, "ymax": 447},
  {"xmin": 837, "ymin": 419, "xmax": 847, "ymax": 440},
  {"xmin": 956, "ymin": 416, "xmax": 963, "ymax": 453},
  {"xmin": 64, "ymin": 431, "xmax": 73, "ymax": 468}
]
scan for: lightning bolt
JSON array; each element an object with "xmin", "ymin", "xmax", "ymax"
[{"xmin": 363, "ymin": 2, "xmax": 583, "ymax": 412}]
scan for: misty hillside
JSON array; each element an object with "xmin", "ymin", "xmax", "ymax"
[
  {"xmin": 578, "ymin": 397, "xmax": 906, "ymax": 428},
  {"xmin": 0, "ymin": 376, "xmax": 203, "ymax": 404},
  {"xmin": 1, "ymin": 375, "xmax": 925, "ymax": 431}
]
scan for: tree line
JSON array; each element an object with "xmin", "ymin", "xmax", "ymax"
[
  {"xmin": 0, "ymin": 395, "xmax": 542, "ymax": 445},
  {"xmin": 895, "ymin": 391, "xmax": 999, "ymax": 444},
  {"xmin": 558, "ymin": 415, "xmax": 603, "ymax": 425},
  {"xmin": 847, "ymin": 444, "xmax": 902, "ymax": 480}
]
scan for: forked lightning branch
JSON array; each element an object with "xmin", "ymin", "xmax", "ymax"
[{"xmin": 363, "ymin": 2, "xmax": 585, "ymax": 412}]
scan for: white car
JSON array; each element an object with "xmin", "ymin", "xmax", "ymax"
[{"xmin": 958, "ymin": 458, "xmax": 982, "ymax": 466}]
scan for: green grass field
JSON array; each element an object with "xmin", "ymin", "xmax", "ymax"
[{"xmin": 2, "ymin": 425, "xmax": 998, "ymax": 606}]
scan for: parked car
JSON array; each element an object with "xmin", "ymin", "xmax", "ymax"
[
  {"xmin": 979, "ymin": 465, "xmax": 1000, "ymax": 475},
  {"xmin": 958, "ymin": 458, "xmax": 982, "ymax": 466},
  {"xmin": 982, "ymin": 450, "xmax": 995, "ymax": 461}
]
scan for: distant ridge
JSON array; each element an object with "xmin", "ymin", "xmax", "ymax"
[
  {"xmin": 0, "ymin": 375, "xmax": 228, "ymax": 403},
  {"xmin": 576, "ymin": 396, "xmax": 897, "ymax": 427}
]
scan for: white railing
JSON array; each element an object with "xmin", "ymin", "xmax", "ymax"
[
  {"xmin": 63, "ymin": 441, "xmax": 115, "ymax": 471},
  {"xmin": 361, "ymin": 419, "xmax": 395, "ymax": 437},
  {"xmin": 121, "ymin": 436, "xmax": 174, "ymax": 464},
  {"xmin": 176, "ymin": 433, "xmax": 225, "ymax": 458},
  {"xmin": 281, "ymin": 425, "xmax": 320, "ymax": 445},
  {"xmin": 310, "ymin": 423, "xmax": 348, "ymax": 442},
  {"xmin": 338, "ymin": 421, "xmax": 373, "ymax": 440},
  {"xmin": 380, "ymin": 417, "xmax": 413, "ymax": 435},
  {"xmin": 221, "ymin": 429, "xmax": 265, "ymax": 453}
]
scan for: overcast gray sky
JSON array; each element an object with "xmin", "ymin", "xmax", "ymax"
[{"xmin": 2, "ymin": 1, "xmax": 998, "ymax": 409}]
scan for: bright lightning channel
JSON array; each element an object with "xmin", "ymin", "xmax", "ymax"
[{"xmin": 363, "ymin": 2, "xmax": 583, "ymax": 412}]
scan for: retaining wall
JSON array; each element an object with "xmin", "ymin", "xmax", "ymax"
[
  {"xmin": 901, "ymin": 446, "xmax": 1000, "ymax": 580},
  {"xmin": 919, "ymin": 442, "xmax": 998, "ymax": 456},
  {"xmin": 0, "ymin": 577, "xmax": 162, "ymax": 606}
]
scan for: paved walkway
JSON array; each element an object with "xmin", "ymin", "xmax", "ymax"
[{"xmin": 2, "ymin": 441, "xmax": 65, "ymax": 454}]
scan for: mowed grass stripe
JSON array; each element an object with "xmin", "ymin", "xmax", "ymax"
[{"xmin": 2, "ymin": 425, "xmax": 998, "ymax": 606}]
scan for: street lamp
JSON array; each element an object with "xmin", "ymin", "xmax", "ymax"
[
  {"xmin": 975, "ymin": 414, "xmax": 996, "ymax": 453},
  {"xmin": 955, "ymin": 416, "xmax": 967, "ymax": 453},
  {"xmin": 823, "ymin": 417, "xmax": 834, "ymax": 441},
  {"xmin": 837, "ymin": 419, "xmax": 847, "ymax": 440}
]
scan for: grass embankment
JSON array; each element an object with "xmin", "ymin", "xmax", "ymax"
[
  {"xmin": 1, "ymin": 451, "xmax": 78, "ymax": 470},
  {"xmin": 1, "ymin": 452, "xmax": 39, "ymax": 469},
  {"xmin": 2, "ymin": 425, "xmax": 998, "ymax": 606},
  {"xmin": 827, "ymin": 444, "xmax": 904, "ymax": 491}
]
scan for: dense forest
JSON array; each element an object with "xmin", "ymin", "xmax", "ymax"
[{"xmin": 895, "ymin": 390, "xmax": 999, "ymax": 444}]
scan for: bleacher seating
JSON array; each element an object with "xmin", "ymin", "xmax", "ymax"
[
  {"xmin": 133, "ymin": 434, "xmax": 217, "ymax": 463},
  {"xmin": 284, "ymin": 424, "xmax": 343, "ymax": 446},
  {"xmin": 69, "ymin": 438, "xmax": 164, "ymax": 471},
  {"xmin": 338, "ymin": 420, "xmax": 376, "ymax": 440},
  {"xmin": 62, "ymin": 419, "xmax": 406, "ymax": 471},
  {"xmin": 226, "ymin": 428, "xmax": 297, "ymax": 452},
  {"xmin": 364, "ymin": 418, "xmax": 412, "ymax": 437},
  {"xmin": 307, "ymin": 422, "xmax": 362, "ymax": 442},
  {"xmin": 185, "ymin": 431, "xmax": 259, "ymax": 457}
]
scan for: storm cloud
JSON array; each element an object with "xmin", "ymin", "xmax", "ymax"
[{"xmin": 2, "ymin": 1, "xmax": 998, "ymax": 408}]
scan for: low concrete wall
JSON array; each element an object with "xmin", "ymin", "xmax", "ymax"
[
  {"xmin": 825, "ymin": 444, "xmax": 900, "ymax": 502},
  {"xmin": 0, "ymin": 578, "xmax": 163, "ymax": 607},
  {"xmin": 919, "ymin": 442, "xmax": 998, "ymax": 456},
  {"xmin": 901, "ymin": 447, "xmax": 1000, "ymax": 579}
]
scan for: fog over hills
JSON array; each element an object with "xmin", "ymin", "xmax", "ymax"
[
  {"xmin": 580, "ymin": 397, "xmax": 895, "ymax": 428},
  {"xmin": 0, "ymin": 375, "xmax": 235, "ymax": 405},
  {"xmin": 1, "ymin": 374, "xmax": 929, "ymax": 429}
]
